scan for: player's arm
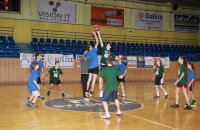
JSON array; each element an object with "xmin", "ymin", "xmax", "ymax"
[
  {"xmin": 175, "ymin": 72, "xmax": 185, "ymax": 85},
  {"xmin": 123, "ymin": 69, "xmax": 127, "ymax": 77},
  {"xmin": 92, "ymin": 31, "xmax": 99, "ymax": 48},
  {"xmin": 33, "ymin": 80, "xmax": 40, "ymax": 90},
  {"xmin": 97, "ymin": 31, "xmax": 104, "ymax": 47},
  {"xmin": 59, "ymin": 70, "xmax": 63, "ymax": 81}
]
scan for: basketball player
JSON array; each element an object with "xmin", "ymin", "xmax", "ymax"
[
  {"xmin": 99, "ymin": 56, "xmax": 123, "ymax": 119},
  {"xmin": 30, "ymin": 53, "xmax": 45, "ymax": 99},
  {"xmin": 170, "ymin": 56, "xmax": 192, "ymax": 109},
  {"xmin": 187, "ymin": 62, "xmax": 196, "ymax": 106},
  {"xmin": 46, "ymin": 61, "xmax": 65, "ymax": 97},
  {"xmin": 152, "ymin": 59, "xmax": 168, "ymax": 99},
  {"xmin": 84, "ymin": 31, "xmax": 99, "ymax": 98},
  {"xmin": 80, "ymin": 55, "xmax": 90, "ymax": 101},
  {"xmin": 115, "ymin": 55, "xmax": 127, "ymax": 97},
  {"xmin": 26, "ymin": 62, "xmax": 40, "ymax": 108},
  {"xmin": 97, "ymin": 31, "xmax": 115, "ymax": 69}
]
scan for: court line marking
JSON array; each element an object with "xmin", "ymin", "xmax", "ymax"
[{"xmin": 124, "ymin": 112, "xmax": 178, "ymax": 130}]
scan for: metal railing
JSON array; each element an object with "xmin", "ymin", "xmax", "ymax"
[
  {"xmin": 0, "ymin": 26, "xmax": 13, "ymax": 37},
  {"xmin": 32, "ymin": 29, "xmax": 200, "ymax": 45}
]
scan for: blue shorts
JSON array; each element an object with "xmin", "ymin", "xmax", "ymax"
[{"xmin": 102, "ymin": 91, "xmax": 118, "ymax": 102}]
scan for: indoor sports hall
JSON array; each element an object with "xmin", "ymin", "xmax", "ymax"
[{"xmin": 0, "ymin": 0, "xmax": 200, "ymax": 130}]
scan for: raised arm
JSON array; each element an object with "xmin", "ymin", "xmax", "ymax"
[
  {"xmin": 92, "ymin": 31, "xmax": 99, "ymax": 48},
  {"xmin": 97, "ymin": 31, "xmax": 104, "ymax": 47}
]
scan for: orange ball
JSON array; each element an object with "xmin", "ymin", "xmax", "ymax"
[{"xmin": 93, "ymin": 25, "xmax": 100, "ymax": 32}]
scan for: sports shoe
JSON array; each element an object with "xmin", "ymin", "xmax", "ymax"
[
  {"xmin": 122, "ymin": 93, "xmax": 126, "ymax": 97},
  {"xmin": 85, "ymin": 91, "xmax": 89, "ymax": 97},
  {"xmin": 184, "ymin": 104, "xmax": 192, "ymax": 110},
  {"xmin": 116, "ymin": 110, "xmax": 122, "ymax": 116},
  {"xmin": 89, "ymin": 91, "xmax": 94, "ymax": 98},
  {"xmin": 165, "ymin": 95, "xmax": 168, "ymax": 99},
  {"xmin": 30, "ymin": 105, "xmax": 38, "ymax": 109},
  {"xmin": 170, "ymin": 104, "xmax": 179, "ymax": 108},
  {"xmin": 38, "ymin": 96, "xmax": 45, "ymax": 100},
  {"xmin": 26, "ymin": 101, "xmax": 32, "ymax": 107},
  {"xmin": 190, "ymin": 100, "xmax": 196, "ymax": 106},
  {"xmin": 47, "ymin": 91, "xmax": 50, "ymax": 96},
  {"xmin": 153, "ymin": 96, "xmax": 160, "ymax": 99},
  {"xmin": 101, "ymin": 114, "xmax": 111, "ymax": 119},
  {"xmin": 83, "ymin": 97, "xmax": 90, "ymax": 101},
  {"xmin": 99, "ymin": 90, "xmax": 103, "ymax": 98},
  {"xmin": 62, "ymin": 93, "xmax": 65, "ymax": 97}
]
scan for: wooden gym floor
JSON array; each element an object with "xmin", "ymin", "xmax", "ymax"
[{"xmin": 0, "ymin": 82, "xmax": 200, "ymax": 130}]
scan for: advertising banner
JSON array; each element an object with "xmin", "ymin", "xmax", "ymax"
[
  {"xmin": 91, "ymin": 5, "xmax": 124, "ymax": 27},
  {"xmin": 174, "ymin": 14, "xmax": 199, "ymax": 32},
  {"xmin": 38, "ymin": 0, "xmax": 77, "ymax": 23},
  {"xmin": 20, "ymin": 53, "xmax": 33, "ymax": 68},
  {"xmin": 127, "ymin": 56, "xmax": 137, "ymax": 68},
  {"xmin": 136, "ymin": 10, "xmax": 164, "ymax": 30},
  {"xmin": 45, "ymin": 54, "xmax": 74, "ymax": 68}
]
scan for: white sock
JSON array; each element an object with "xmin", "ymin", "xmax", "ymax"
[
  {"xmin": 164, "ymin": 91, "xmax": 167, "ymax": 95},
  {"xmin": 157, "ymin": 92, "xmax": 159, "ymax": 96}
]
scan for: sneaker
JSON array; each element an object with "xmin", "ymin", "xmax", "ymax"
[
  {"xmin": 190, "ymin": 101, "xmax": 196, "ymax": 106},
  {"xmin": 83, "ymin": 97, "xmax": 90, "ymax": 101},
  {"xmin": 85, "ymin": 91, "xmax": 89, "ymax": 97},
  {"xmin": 184, "ymin": 104, "xmax": 192, "ymax": 110},
  {"xmin": 122, "ymin": 93, "xmax": 126, "ymax": 97},
  {"xmin": 99, "ymin": 90, "xmax": 103, "ymax": 98},
  {"xmin": 47, "ymin": 91, "xmax": 50, "ymax": 96},
  {"xmin": 39, "ymin": 96, "xmax": 45, "ymax": 100},
  {"xmin": 170, "ymin": 104, "xmax": 179, "ymax": 108},
  {"xmin": 62, "ymin": 93, "xmax": 65, "ymax": 97},
  {"xmin": 26, "ymin": 101, "xmax": 32, "ymax": 107},
  {"xmin": 165, "ymin": 95, "xmax": 168, "ymax": 99},
  {"xmin": 116, "ymin": 110, "xmax": 122, "ymax": 116},
  {"xmin": 153, "ymin": 96, "xmax": 160, "ymax": 99},
  {"xmin": 101, "ymin": 115, "xmax": 111, "ymax": 119},
  {"xmin": 30, "ymin": 105, "xmax": 38, "ymax": 109},
  {"xmin": 89, "ymin": 91, "xmax": 94, "ymax": 98}
]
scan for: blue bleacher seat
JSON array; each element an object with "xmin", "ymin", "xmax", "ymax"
[
  {"xmin": 0, "ymin": 36, "xmax": 6, "ymax": 41},
  {"xmin": 39, "ymin": 38, "xmax": 45, "ymax": 43},
  {"xmin": 46, "ymin": 38, "xmax": 51, "ymax": 43},
  {"xmin": 32, "ymin": 38, "xmax": 38, "ymax": 42}
]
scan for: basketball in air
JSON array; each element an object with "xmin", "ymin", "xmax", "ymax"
[{"xmin": 93, "ymin": 25, "xmax": 100, "ymax": 32}]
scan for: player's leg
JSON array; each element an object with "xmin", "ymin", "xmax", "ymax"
[
  {"xmin": 29, "ymin": 91, "xmax": 40, "ymax": 108},
  {"xmin": 89, "ymin": 73, "xmax": 98, "ymax": 97},
  {"xmin": 153, "ymin": 85, "xmax": 160, "ymax": 98},
  {"xmin": 113, "ymin": 91, "xmax": 121, "ymax": 115},
  {"xmin": 120, "ymin": 82, "xmax": 125, "ymax": 97},
  {"xmin": 58, "ymin": 82, "xmax": 65, "ymax": 97},
  {"xmin": 154, "ymin": 77, "xmax": 160, "ymax": 98},
  {"xmin": 171, "ymin": 87, "xmax": 180, "ymax": 108},
  {"xmin": 101, "ymin": 91, "xmax": 111, "ymax": 119},
  {"xmin": 86, "ymin": 73, "xmax": 93, "ymax": 96},
  {"xmin": 47, "ymin": 81, "xmax": 54, "ymax": 96},
  {"xmin": 26, "ymin": 95, "xmax": 34, "ymax": 107},
  {"xmin": 82, "ymin": 74, "xmax": 89, "ymax": 100},
  {"xmin": 183, "ymin": 87, "xmax": 192, "ymax": 109},
  {"xmin": 160, "ymin": 85, "xmax": 168, "ymax": 99}
]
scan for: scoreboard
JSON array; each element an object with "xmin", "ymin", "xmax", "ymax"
[{"xmin": 0, "ymin": 0, "xmax": 20, "ymax": 12}]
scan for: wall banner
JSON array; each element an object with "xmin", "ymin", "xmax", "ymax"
[
  {"xmin": 174, "ymin": 14, "xmax": 199, "ymax": 32},
  {"xmin": 45, "ymin": 54, "xmax": 74, "ymax": 68},
  {"xmin": 91, "ymin": 5, "xmax": 124, "ymax": 27},
  {"xmin": 20, "ymin": 53, "xmax": 33, "ymax": 68},
  {"xmin": 136, "ymin": 10, "xmax": 164, "ymax": 31},
  {"xmin": 38, "ymin": 0, "xmax": 77, "ymax": 23}
]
